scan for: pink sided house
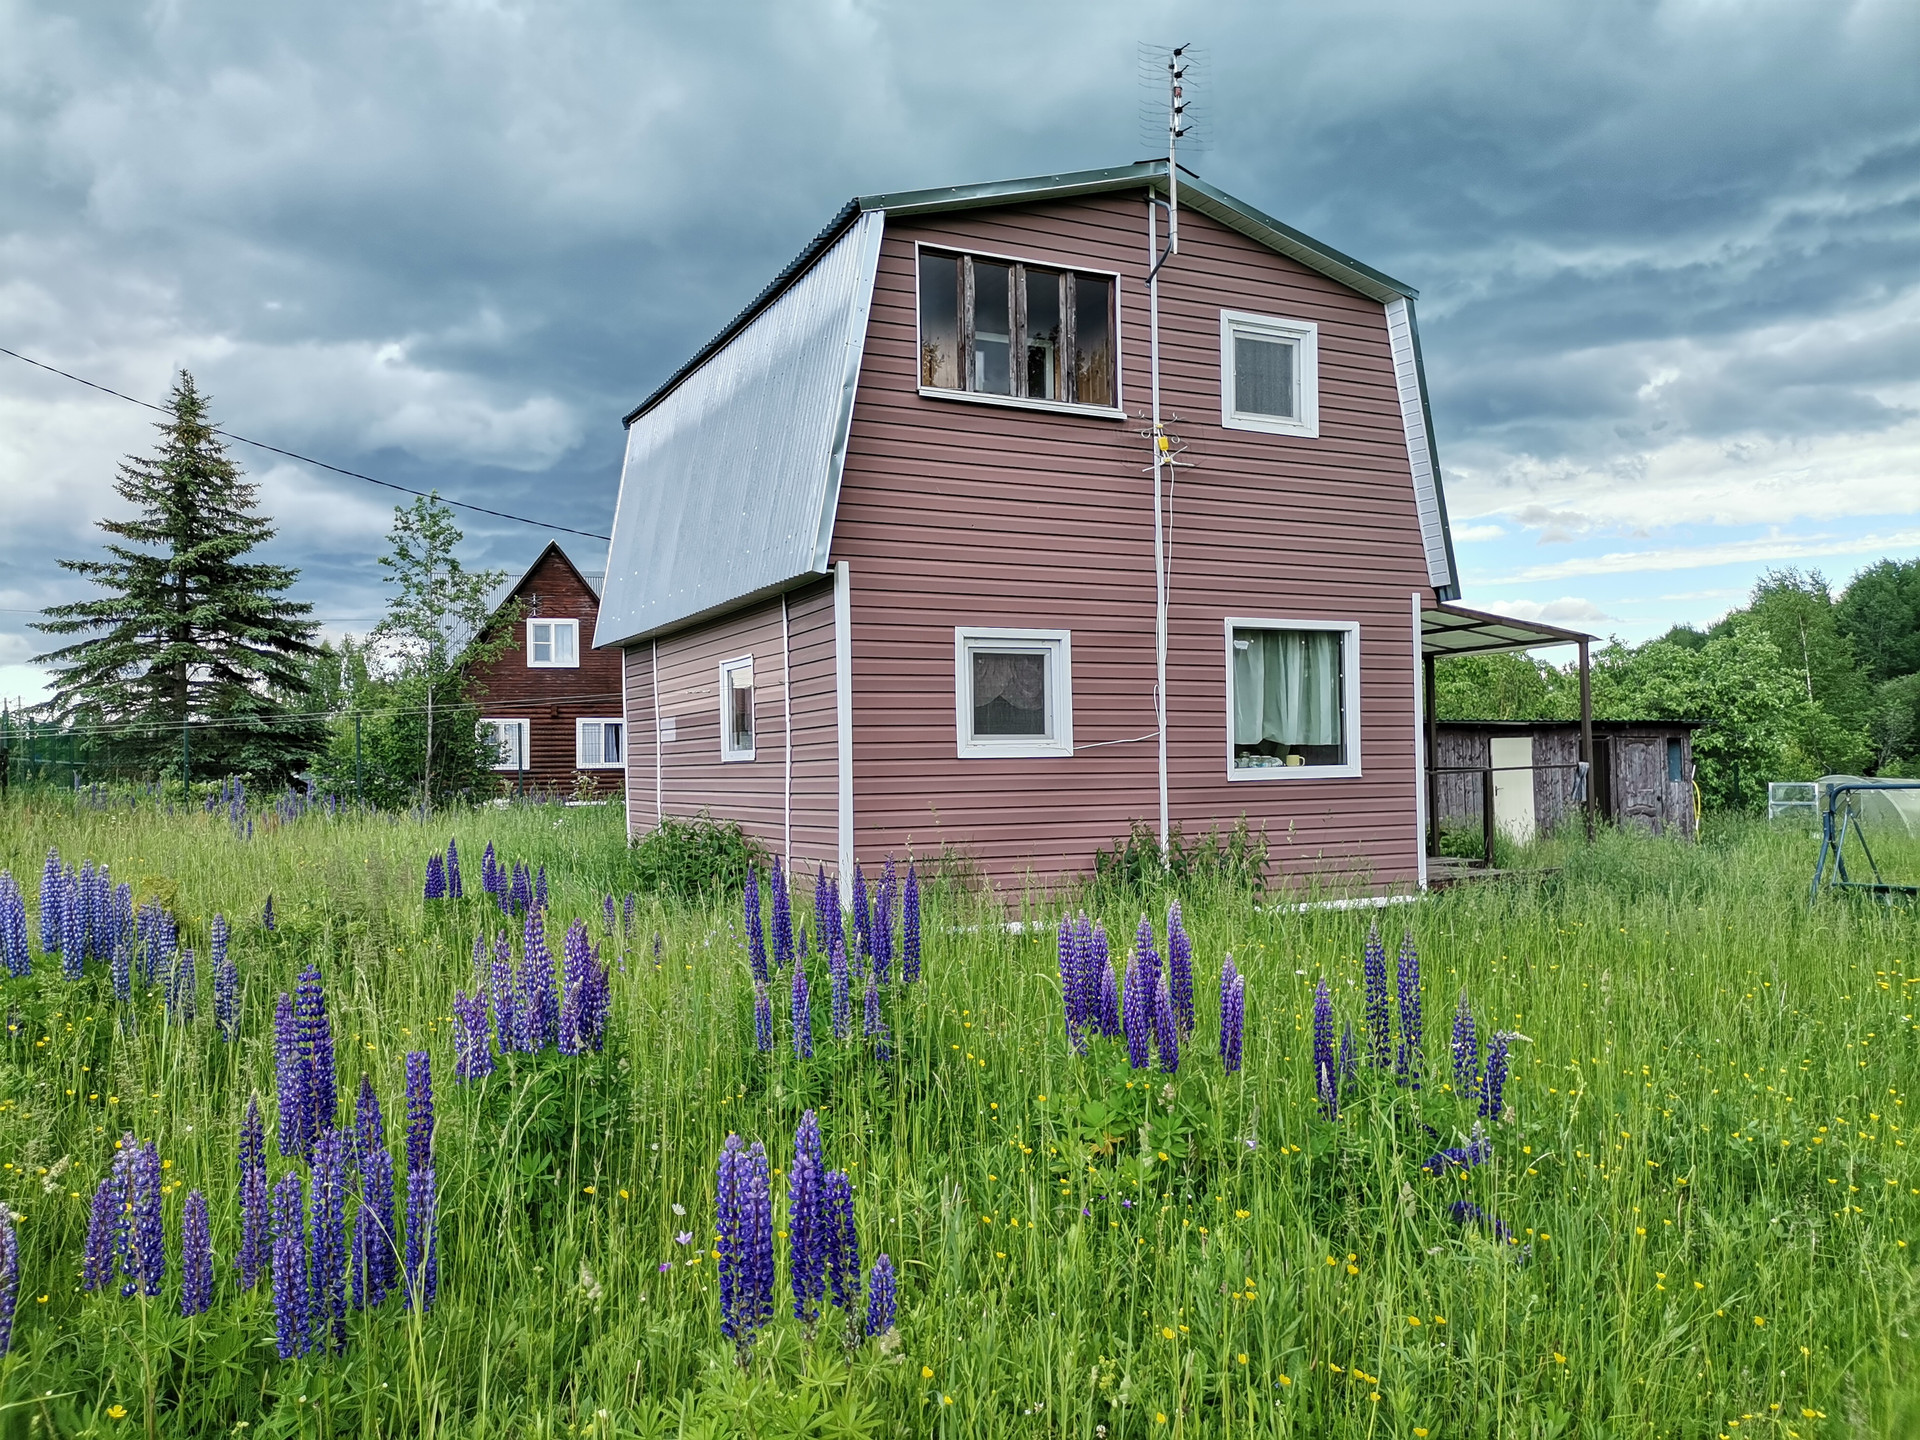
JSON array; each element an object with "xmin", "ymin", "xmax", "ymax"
[{"xmin": 594, "ymin": 161, "xmax": 1591, "ymax": 894}]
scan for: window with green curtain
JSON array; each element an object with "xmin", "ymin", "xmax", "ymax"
[{"xmin": 1231, "ymin": 627, "xmax": 1346, "ymax": 768}]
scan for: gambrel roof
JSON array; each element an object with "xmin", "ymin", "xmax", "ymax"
[{"xmin": 597, "ymin": 161, "xmax": 1458, "ymax": 649}]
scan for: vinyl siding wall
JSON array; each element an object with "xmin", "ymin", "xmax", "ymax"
[{"xmin": 831, "ymin": 196, "xmax": 1433, "ymax": 891}]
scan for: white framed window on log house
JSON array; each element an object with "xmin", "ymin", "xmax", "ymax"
[
  {"xmin": 575, "ymin": 718, "xmax": 625, "ymax": 769},
  {"xmin": 916, "ymin": 245, "xmax": 1123, "ymax": 417},
  {"xmin": 954, "ymin": 628, "xmax": 1073, "ymax": 759},
  {"xmin": 1223, "ymin": 618, "xmax": 1360, "ymax": 779},
  {"xmin": 479, "ymin": 718, "xmax": 529, "ymax": 772},
  {"xmin": 526, "ymin": 617, "xmax": 579, "ymax": 668},
  {"xmin": 719, "ymin": 656, "xmax": 756, "ymax": 763},
  {"xmin": 1219, "ymin": 310, "xmax": 1319, "ymax": 437}
]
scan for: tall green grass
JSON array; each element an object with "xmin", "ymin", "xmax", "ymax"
[{"xmin": 0, "ymin": 796, "xmax": 1912, "ymax": 1437}]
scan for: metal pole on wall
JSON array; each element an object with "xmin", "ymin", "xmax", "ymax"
[{"xmin": 1578, "ymin": 638, "xmax": 1594, "ymax": 842}]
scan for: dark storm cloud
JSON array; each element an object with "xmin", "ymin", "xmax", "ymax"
[{"xmin": 2, "ymin": 0, "xmax": 1917, "ymax": 694}]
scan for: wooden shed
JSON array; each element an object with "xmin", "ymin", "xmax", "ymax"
[
  {"xmin": 595, "ymin": 161, "xmax": 1594, "ymax": 893},
  {"xmin": 466, "ymin": 541, "xmax": 625, "ymax": 800},
  {"xmin": 1433, "ymin": 719, "xmax": 1700, "ymax": 842}
]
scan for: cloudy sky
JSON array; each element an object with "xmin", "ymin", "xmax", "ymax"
[{"xmin": 3, "ymin": 0, "xmax": 1916, "ymax": 705}]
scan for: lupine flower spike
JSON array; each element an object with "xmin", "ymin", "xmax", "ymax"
[
  {"xmin": 310, "ymin": 1127, "xmax": 350, "ymax": 1352},
  {"xmin": 353, "ymin": 1076, "xmax": 398, "ymax": 1310},
  {"xmin": 1451, "ymin": 992, "xmax": 1479, "ymax": 1099},
  {"xmin": 1363, "ymin": 921, "xmax": 1391, "ymax": 1067},
  {"xmin": 754, "ymin": 983, "xmax": 773, "ymax": 1052},
  {"xmin": 445, "ymin": 838, "xmax": 463, "ymax": 899},
  {"xmin": 829, "ymin": 937, "xmax": 851, "ymax": 1043},
  {"xmin": 262, "ymin": 895, "xmax": 274, "ymax": 931},
  {"xmin": 1312, "ymin": 980, "xmax": 1337, "ymax": 1119},
  {"xmin": 424, "ymin": 853, "xmax": 446, "ymax": 901},
  {"xmin": 237, "ymin": 1096, "xmax": 269, "ymax": 1290},
  {"xmin": 1480, "ymin": 1031, "xmax": 1511, "ymax": 1121},
  {"xmin": 1219, "ymin": 956, "xmax": 1245, "ymax": 1075},
  {"xmin": 403, "ymin": 1052, "xmax": 438, "ymax": 1312},
  {"xmin": 1395, "ymin": 929, "xmax": 1423, "ymax": 1088},
  {"xmin": 1166, "ymin": 901, "xmax": 1195, "ymax": 1036},
  {"xmin": 0, "ymin": 1209, "xmax": 16, "ymax": 1354},
  {"xmin": 744, "ymin": 867, "xmax": 767, "ymax": 984},
  {"xmin": 769, "ymin": 857, "xmax": 792, "ymax": 973},
  {"xmin": 822, "ymin": 1169, "xmax": 860, "ymax": 1315},
  {"xmin": 901, "ymin": 862, "xmax": 921, "ymax": 983},
  {"xmin": 790, "ymin": 952, "xmax": 813, "ymax": 1059},
  {"xmin": 864, "ymin": 1253, "xmax": 896, "ymax": 1338},
  {"xmin": 715, "ymin": 1135, "xmax": 774, "ymax": 1364},
  {"xmin": 270, "ymin": 1170, "xmax": 310, "ymax": 1358},
  {"xmin": 1154, "ymin": 972, "xmax": 1180, "ymax": 1074},
  {"xmin": 789, "ymin": 1110, "xmax": 826, "ymax": 1325},
  {"xmin": 212, "ymin": 916, "xmax": 238, "ymax": 1041},
  {"xmin": 180, "ymin": 1190, "xmax": 213, "ymax": 1315}
]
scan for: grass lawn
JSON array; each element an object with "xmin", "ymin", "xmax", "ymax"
[{"xmin": 0, "ymin": 792, "xmax": 1913, "ymax": 1437}]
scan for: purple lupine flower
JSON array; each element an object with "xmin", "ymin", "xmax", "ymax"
[
  {"xmin": 424, "ymin": 853, "xmax": 446, "ymax": 901},
  {"xmin": 744, "ymin": 867, "xmax": 767, "ymax": 984},
  {"xmin": 791, "ymin": 954, "xmax": 813, "ymax": 1059},
  {"xmin": 901, "ymin": 862, "xmax": 921, "ymax": 984},
  {"xmin": 61, "ymin": 871, "xmax": 84, "ymax": 978},
  {"xmin": 754, "ymin": 983, "xmax": 773, "ymax": 1052},
  {"xmin": 38, "ymin": 847, "xmax": 61, "ymax": 955},
  {"xmin": 212, "ymin": 917, "xmax": 238, "ymax": 1041},
  {"xmin": 577, "ymin": 937, "xmax": 610, "ymax": 1052},
  {"xmin": 0, "ymin": 1209, "xmax": 16, "ymax": 1354},
  {"xmin": 445, "ymin": 839, "xmax": 463, "ymax": 899},
  {"xmin": 825, "ymin": 878, "xmax": 845, "ymax": 970},
  {"xmin": 509, "ymin": 862, "xmax": 532, "ymax": 917},
  {"xmin": 1057, "ymin": 916, "xmax": 1085, "ymax": 1053},
  {"xmin": 789, "ymin": 1110, "xmax": 826, "ymax": 1324},
  {"xmin": 534, "ymin": 864, "xmax": 548, "ymax": 912},
  {"xmin": 623, "ymin": 891, "xmax": 636, "ymax": 932},
  {"xmin": 1312, "ymin": 980, "xmax": 1337, "ymax": 1119},
  {"xmin": 1480, "ymin": 1031, "xmax": 1511, "ymax": 1121},
  {"xmin": 863, "ymin": 969, "xmax": 888, "ymax": 1062},
  {"xmin": 481, "ymin": 841, "xmax": 498, "ymax": 895},
  {"xmin": 271, "ymin": 1170, "xmax": 311, "ymax": 1358},
  {"xmin": 275, "ymin": 991, "xmax": 307, "ymax": 1158},
  {"xmin": 1154, "ymin": 971, "xmax": 1180, "ymax": 1074},
  {"xmin": 1452, "ymin": 992, "xmax": 1479, "ymax": 1099},
  {"xmin": 864, "ymin": 1253, "xmax": 896, "ymax": 1338},
  {"xmin": 518, "ymin": 909, "xmax": 558, "ymax": 1050},
  {"xmin": 403, "ymin": 1052, "xmax": 437, "ymax": 1311},
  {"xmin": 127, "ymin": 1141, "xmax": 164, "ymax": 1297},
  {"xmin": 715, "ymin": 1134, "xmax": 774, "ymax": 1362},
  {"xmin": 262, "ymin": 894, "xmax": 274, "ymax": 931},
  {"xmin": 1422, "ymin": 1125, "xmax": 1492, "ymax": 1174},
  {"xmin": 0, "ymin": 871, "xmax": 30, "ymax": 977},
  {"xmin": 295, "ymin": 967, "xmax": 336, "ymax": 1144},
  {"xmin": 1121, "ymin": 928, "xmax": 1157, "ymax": 1071},
  {"xmin": 1095, "ymin": 927, "xmax": 1121, "ymax": 1038},
  {"xmin": 1363, "ymin": 922, "xmax": 1391, "ymax": 1068},
  {"xmin": 602, "ymin": 894, "xmax": 617, "ymax": 933},
  {"xmin": 849, "ymin": 865, "xmax": 871, "ymax": 975},
  {"xmin": 1220, "ymin": 957, "xmax": 1245, "ymax": 1075},
  {"xmin": 768, "ymin": 857, "xmax": 791, "ymax": 973},
  {"xmin": 871, "ymin": 857, "xmax": 895, "ymax": 983},
  {"xmin": 81, "ymin": 1143, "xmax": 134, "ymax": 1292},
  {"xmin": 310, "ymin": 1127, "xmax": 350, "ymax": 1352},
  {"xmin": 1395, "ymin": 929, "xmax": 1423, "ymax": 1088},
  {"xmin": 822, "ymin": 1169, "xmax": 859, "ymax": 1314},
  {"xmin": 1071, "ymin": 914, "xmax": 1096, "ymax": 1039},
  {"xmin": 491, "ymin": 934, "xmax": 520, "ymax": 1055},
  {"xmin": 1167, "ymin": 901, "xmax": 1195, "ymax": 1036},
  {"xmin": 811, "ymin": 866, "xmax": 830, "ymax": 964},
  {"xmin": 180, "ymin": 1189, "xmax": 213, "ymax": 1316},
  {"xmin": 558, "ymin": 918, "xmax": 593, "ymax": 1055},
  {"xmin": 353, "ymin": 1076, "xmax": 397, "ymax": 1309},
  {"xmin": 167, "ymin": 946, "xmax": 196, "ymax": 1023},
  {"xmin": 237, "ymin": 1095, "xmax": 269, "ymax": 1290},
  {"xmin": 453, "ymin": 990, "xmax": 495, "ymax": 1080},
  {"xmin": 829, "ymin": 937, "xmax": 851, "ymax": 1042},
  {"xmin": 1337, "ymin": 1020, "xmax": 1357, "ymax": 1092},
  {"xmin": 1447, "ymin": 1199, "xmax": 1514, "ymax": 1245}
]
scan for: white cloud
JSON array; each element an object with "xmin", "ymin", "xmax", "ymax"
[
  {"xmin": 1486, "ymin": 597, "xmax": 1613, "ymax": 624},
  {"xmin": 1450, "ymin": 522, "xmax": 1506, "ymax": 542},
  {"xmin": 1481, "ymin": 528, "xmax": 1920, "ymax": 583}
]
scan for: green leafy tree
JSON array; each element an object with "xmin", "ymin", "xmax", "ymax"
[
  {"xmin": 1724, "ymin": 568, "xmax": 1872, "ymax": 773},
  {"xmin": 1433, "ymin": 651, "xmax": 1567, "ymax": 721},
  {"xmin": 1837, "ymin": 558, "xmax": 1920, "ymax": 684},
  {"xmin": 31, "ymin": 371, "xmax": 322, "ymax": 783}
]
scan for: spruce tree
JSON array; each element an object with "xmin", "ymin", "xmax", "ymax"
[{"xmin": 33, "ymin": 371, "xmax": 323, "ymax": 783}]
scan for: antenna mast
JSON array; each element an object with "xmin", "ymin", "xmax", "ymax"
[{"xmin": 1146, "ymin": 45, "xmax": 1189, "ymax": 862}]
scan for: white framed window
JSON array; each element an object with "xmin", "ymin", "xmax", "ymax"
[
  {"xmin": 1224, "ymin": 618, "xmax": 1360, "ymax": 780},
  {"xmin": 719, "ymin": 656, "xmax": 755, "ymax": 763},
  {"xmin": 526, "ymin": 618, "xmax": 579, "ymax": 668},
  {"xmin": 576, "ymin": 718, "xmax": 625, "ymax": 769},
  {"xmin": 954, "ymin": 628, "xmax": 1073, "ymax": 758},
  {"xmin": 1220, "ymin": 310, "xmax": 1319, "ymax": 437},
  {"xmin": 916, "ymin": 244, "xmax": 1123, "ymax": 417},
  {"xmin": 479, "ymin": 718, "xmax": 530, "ymax": 772}
]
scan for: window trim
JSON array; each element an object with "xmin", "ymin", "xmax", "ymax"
[
  {"xmin": 1222, "ymin": 617, "xmax": 1361, "ymax": 781},
  {"xmin": 479, "ymin": 717, "xmax": 530, "ymax": 772},
  {"xmin": 914, "ymin": 241, "xmax": 1127, "ymax": 420},
  {"xmin": 1219, "ymin": 310, "xmax": 1320, "ymax": 437},
  {"xmin": 953, "ymin": 626, "xmax": 1074, "ymax": 759},
  {"xmin": 525, "ymin": 617, "xmax": 581, "ymax": 669},
  {"xmin": 575, "ymin": 717, "xmax": 625, "ymax": 770},
  {"xmin": 718, "ymin": 654, "xmax": 756, "ymax": 764}
]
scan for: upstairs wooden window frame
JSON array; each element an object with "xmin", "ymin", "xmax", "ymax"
[{"xmin": 914, "ymin": 242, "xmax": 1126, "ymax": 420}]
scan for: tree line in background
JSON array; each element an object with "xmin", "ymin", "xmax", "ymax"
[
  {"xmin": 1436, "ymin": 566, "xmax": 1920, "ymax": 810},
  {"xmin": 21, "ymin": 372, "xmax": 511, "ymax": 806}
]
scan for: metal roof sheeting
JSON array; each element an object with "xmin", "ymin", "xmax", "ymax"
[{"xmin": 595, "ymin": 211, "xmax": 885, "ymax": 649}]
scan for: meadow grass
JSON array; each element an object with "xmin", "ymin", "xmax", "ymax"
[{"xmin": 0, "ymin": 793, "xmax": 1913, "ymax": 1438}]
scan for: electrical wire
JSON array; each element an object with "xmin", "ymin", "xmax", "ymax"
[{"xmin": 0, "ymin": 345, "xmax": 611, "ymax": 542}]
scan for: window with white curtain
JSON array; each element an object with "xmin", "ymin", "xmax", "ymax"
[
  {"xmin": 576, "ymin": 718, "xmax": 624, "ymax": 769},
  {"xmin": 527, "ymin": 618, "xmax": 579, "ymax": 668},
  {"xmin": 479, "ymin": 718, "xmax": 530, "ymax": 771},
  {"xmin": 954, "ymin": 628, "xmax": 1073, "ymax": 758},
  {"xmin": 1224, "ymin": 619, "xmax": 1360, "ymax": 778}
]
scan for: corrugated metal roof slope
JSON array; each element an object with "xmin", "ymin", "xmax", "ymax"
[{"xmin": 595, "ymin": 210, "xmax": 885, "ymax": 649}]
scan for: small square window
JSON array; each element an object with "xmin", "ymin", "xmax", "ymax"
[
  {"xmin": 954, "ymin": 628, "xmax": 1072, "ymax": 758},
  {"xmin": 577, "ymin": 718, "xmax": 625, "ymax": 769},
  {"xmin": 527, "ymin": 618, "xmax": 579, "ymax": 668},
  {"xmin": 1220, "ymin": 311, "xmax": 1319, "ymax": 437},
  {"xmin": 719, "ymin": 657, "xmax": 755, "ymax": 762},
  {"xmin": 1225, "ymin": 620, "xmax": 1359, "ymax": 779},
  {"xmin": 479, "ymin": 718, "xmax": 529, "ymax": 771}
]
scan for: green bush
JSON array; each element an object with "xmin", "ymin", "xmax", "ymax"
[
  {"xmin": 1093, "ymin": 815, "xmax": 1268, "ymax": 898},
  {"xmin": 628, "ymin": 810, "xmax": 765, "ymax": 900}
]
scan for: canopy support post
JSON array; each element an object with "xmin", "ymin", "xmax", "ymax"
[{"xmin": 1579, "ymin": 638, "xmax": 1594, "ymax": 843}]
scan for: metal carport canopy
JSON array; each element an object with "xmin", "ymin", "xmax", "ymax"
[{"xmin": 1422, "ymin": 601, "xmax": 1594, "ymax": 657}]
